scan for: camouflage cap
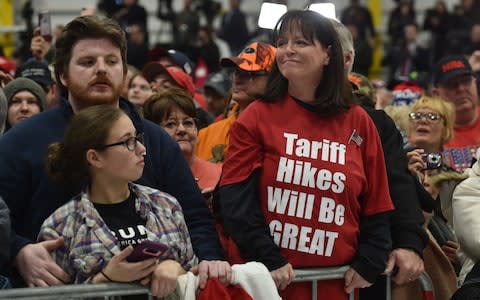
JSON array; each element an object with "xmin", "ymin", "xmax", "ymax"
[
  {"xmin": 348, "ymin": 72, "xmax": 376, "ymax": 104},
  {"xmin": 220, "ymin": 42, "xmax": 276, "ymax": 73}
]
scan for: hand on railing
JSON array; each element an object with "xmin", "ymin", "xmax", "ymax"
[
  {"xmin": 385, "ymin": 248, "xmax": 424, "ymax": 285},
  {"xmin": 270, "ymin": 263, "xmax": 296, "ymax": 290},
  {"xmin": 150, "ymin": 259, "xmax": 185, "ymax": 298},
  {"xmin": 191, "ymin": 260, "xmax": 232, "ymax": 289},
  {"xmin": 344, "ymin": 267, "xmax": 372, "ymax": 294}
]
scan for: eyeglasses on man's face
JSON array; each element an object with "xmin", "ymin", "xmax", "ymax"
[
  {"xmin": 408, "ymin": 112, "xmax": 443, "ymax": 122},
  {"xmin": 100, "ymin": 133, "xmax": 145, "ymax": 151},
  {"xmin": 162, "ymin": 118, "xmax": 196, "ymax": 131}
]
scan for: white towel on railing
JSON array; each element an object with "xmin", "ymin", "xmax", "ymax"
[{"xmin": 177, "ymin": 261, "xmax": 281, "ymax": 300}]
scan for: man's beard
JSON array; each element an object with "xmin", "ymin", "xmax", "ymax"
[{"xmin": 66, "ymin": 78, "xmax": 122, "ymax": 110}]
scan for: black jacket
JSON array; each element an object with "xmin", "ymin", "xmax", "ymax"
[{"xmin": 362, "ymin": 105, "xmax": 428, "ymax": 255}]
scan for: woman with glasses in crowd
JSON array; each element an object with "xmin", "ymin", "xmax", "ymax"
[
  {"xmin": 407, "ymin": 96, "xmax": 455, "ymax": 172},
  {"xmin": 406, "ymin": 96, "xmax": 480, "ymax": 287},
  {"xmin": 406, "ymin": 96, "xmax": 459, "ymax": 217},
  {"xmin": 38, "ymin": 105, "xmax": 196, "ymax": 298},
  {"xmin": 404, "ymin": 95, "xmax": 460, "ymax": 300},
  {"xmin": 218, "ymin": 10, "xmax": 394, "ymax": 300},
  {"xmin": 406, "ymin": 96, "xmax": 454, "ymax": 206},
  {"xmin": 143, "ymin": 88, "xmax": 221, "ymax": 208}
]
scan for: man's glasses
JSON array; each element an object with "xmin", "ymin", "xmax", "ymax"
[
  {"xmin": 100, "ymin": 133, "xmax": 145, "ymax": 151},
  {"xmin": 408, "ymin": 112, "xmax": 443, "ymax": 122},
  {"xmin": 162, "ymin": 118, "xmax": 196, "ymax": 131}
]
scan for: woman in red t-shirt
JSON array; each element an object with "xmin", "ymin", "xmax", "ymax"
[{"xmin": 219, "ymin": 10, "xmax": 394, "ymax": 300}]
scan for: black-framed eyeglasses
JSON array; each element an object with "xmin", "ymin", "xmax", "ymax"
[
  {"xmin": 100, "ymin": 133, "xmax": 145, "ymax": 151},
  {"xmin": 408, "ymin": 112, "xmax": 443, "ymax": 122}
]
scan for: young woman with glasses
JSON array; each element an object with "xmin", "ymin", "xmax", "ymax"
[{"xmin": 37, "ymin": 105, "xmax": 196, "ymax": 298}]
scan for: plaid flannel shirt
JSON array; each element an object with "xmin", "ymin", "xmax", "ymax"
[{"xmin": 38, "ymin": 183, "xmax": 197, "ymax": 283}]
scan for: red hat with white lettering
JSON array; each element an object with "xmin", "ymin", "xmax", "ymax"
[{"xmin": 433, "ymin": 55, "xmax": 475, "ymax": 86}]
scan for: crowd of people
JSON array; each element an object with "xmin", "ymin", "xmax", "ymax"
[{"xmin": 1, "ymin": 0, "xmax": 480, "ymax": 299}]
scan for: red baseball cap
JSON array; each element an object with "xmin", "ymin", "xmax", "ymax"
[{"xmin": 142, "ymin": 62, "xmax": 195, "ymax": 97}]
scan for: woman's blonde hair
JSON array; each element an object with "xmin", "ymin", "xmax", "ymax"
[
  {"xmin": 409, "ymin": 96, "xmax": 455, "ymax": 144},
  {"xmin": 384, "ymin": 105, "xmax": 412, "ymax": 135}
]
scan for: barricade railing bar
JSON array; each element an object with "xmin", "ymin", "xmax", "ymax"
[
  {"xmin": 0, "ymin": 282, "xmax": 152, "ymax": 300},
  {"xmin": 293, "ymin": 265, "xmax": 356, "ymax": 300},
  {"xmin": 0, "ymin": 267, "xmax": 435, "ymax": 300},
  {"xmin": 293, "ymin": 265, "xmax": 435, "ymax": 300}
]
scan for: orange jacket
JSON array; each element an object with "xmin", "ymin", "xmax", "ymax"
[{"xmin": 196, "ymin": 104, "xmax": 239, "ymax": 163}]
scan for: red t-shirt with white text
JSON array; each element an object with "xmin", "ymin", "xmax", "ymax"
[{"xmin": 221, "ymin": 96, "xmax": 393, "ymax": 300}]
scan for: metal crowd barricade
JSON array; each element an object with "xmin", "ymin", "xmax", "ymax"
[
  {"xmin": 0, "ymin": 268, "xmax": 435, "ymax": 300},
  {"xmin": 0, "ymin": 282, "xmax": 152, "ymax": 300},
  {"xmin": 293, "ymin": 265, "xmax": 362, "ymax": 300},
  {"xmin": 293, "ymin": 266, "xmax": 435, "ymax": 300}
]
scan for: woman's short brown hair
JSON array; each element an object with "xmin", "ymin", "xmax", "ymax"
[{"xmin": 143, "ymin": 88, "xmax": 197, "ymax": 125}]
